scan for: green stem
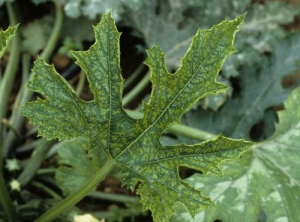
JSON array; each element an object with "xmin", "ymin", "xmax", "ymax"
[
  {"xmin": 0, "ymin": 2, "xmax": 19, "ymax": 220},
  {"xmin": 88, "ymin": 191, "xmax": 139, "ymax": 203},
  {"xmin": 2, "ymin": 1, "xmax": 63, "ymax": 157},
  {"xmin": 92, "ymin": 208, "xmax": 143, "ymax": 221},
  {"xmin": 21, "ymin": 53, "xmax": 30, "ymax": 86},
  {"xmin": 35, "ymin": 159, "xmax": 117, "ymax": 222},
  {"xmin": 123, "ymin": 63, "xmax": 145, "ymax": 90},
  {"xmin": 125, "ymin": 109, "xmax": 217, "ymax": 141},
  {"xmin": 0, "ymin": 176, "xmax": 16, "ymax": 222},
  {"xmin": 0, "ymin": 1, "xmax": 20, "ymax": 171},
  {"xmin": 31, "ymin": 181, "xmax": 62, "ymax": 200},
  {"xmin": 1, "ymin": 118, "xmax": 21, "ymax": 138},
  {"xmin": 122, "ymin": 71, "xmax": 150, "ymax": 107},
  {"xmin": 18, "ymin": 140, "xmax": 56, "ymax": 186},
  {"xmin": 8, "ymin": 54, "xmax": 30, "ymax": 128},
  {"xmin": 40, "ymin": 0, "xmax": 64, "ymax": 60},
  {"xmin": 168, "ymin": 123, "xmax": 216, "ymax": 141},
  {"xmin": 75, "ymin": 70, "xmax": 86, "ymax": 95},
  {"xmin": 36, "ymin": 168, "xmax": 56, "ymax": 175},
  {"xmin": 16, "ymin": 138, "xmax": 42, "ymax": 153}
]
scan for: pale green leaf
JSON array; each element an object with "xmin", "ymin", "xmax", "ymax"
[
  {"xmin": 0, "ymin": 24, "xmax": 18, "ymax": 58},
  {"xmin": 23, "ymin": 12, "xmax": 251, "ymax": 221},
  {"xmin": 172, "ymin": 87, "xmax": 300, "ymax": 222},
  {"xmin": 55, "ymin": 138, "xmax": 103, "ymax": 196},
  {"xmin": 21, "ymin": 20, "xmax": 46, "ymax": 55}
]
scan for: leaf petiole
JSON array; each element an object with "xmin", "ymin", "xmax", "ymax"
[{"xmin": 34, "ymin": 159, "xmax": 117, "ymax": 222}]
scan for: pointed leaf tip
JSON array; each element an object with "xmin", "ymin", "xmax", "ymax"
[
  {"xmin": 23, "ymin": 12, "xmax": 250, "ymax": 222},
  {"xmin": 0, "ymin": 24, "xmax": 18, "ymax": 58}
]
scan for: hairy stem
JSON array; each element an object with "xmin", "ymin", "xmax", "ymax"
[{"xmin": 35, "ymin": 159, "xmax": 116, "ymax": 222}]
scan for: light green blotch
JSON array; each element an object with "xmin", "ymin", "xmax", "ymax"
[
  {"xmin": 248, "ymin": 157, "xmax": 268, "ymax": 178},
  {"xmin": 267, "ymin": 192, "xmax": 283, "ymax": 203},
  {"xmin": 176, "ymin": 211, "xmax": 205, "ymax": 222},
  {"xmin": 209, "ymin": 181, "xmax": 232, "ymax": 202},
  {"xmin": 231, "ymin": 175, "xmax": 248, "ymax": 211},
  {"xmin": 274, "ymin": 217, "xmax": 288, "ymax": 222}
]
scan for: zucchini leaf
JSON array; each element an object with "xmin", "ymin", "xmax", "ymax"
[
  {"xmin": 23, "ymin": 12, "xmax": 252, "ymax": 221},
  {"xmin": 173, "ymin": 87, "xmax": 300, "ymax": 222}
]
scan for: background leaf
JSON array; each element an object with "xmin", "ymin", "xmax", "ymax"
[
  {"xmin": 21, "ymin": 20, "xmax": 46, "ymax": 55},
  {"xmin": 55, "ymin": 138, "xmax": 104, "ymax": 196},
  {"xmin": 172, "ymin": 87, "xmax": 300, "ymax": 222}
]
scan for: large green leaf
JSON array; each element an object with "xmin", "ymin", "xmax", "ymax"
[
  {"xmin": 23, "ymin": 12, "xmax": 252, "ymax": 221},
  {"xmin": 172, "ymin": 87, "xmax": 300, "ymax": 222},
  {"xmin": 0, "ymin": 25, "xmax": 18, "ymax": 58}
]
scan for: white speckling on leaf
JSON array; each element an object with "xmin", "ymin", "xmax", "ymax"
[
  {"xmin": 248, "ymin": 155, "xmax": 268, "ymax": 177},
  {"xmin": 176, "ymin": 211, "xmax": 205, "ymax": 222},
  {"xmin": 274, "ymin": 216, "xmax": 288, "ymax": 222},
  {"xmin": 216, "ymin": 194, "xmax": 225, "ymax": 203},
  {"xmin": 237, "ymin": 53, "xmax": 245, "ymax": 60},
  {"xmin": 232, "ymin": 175, "xmax": 247, "ymax": 191},
  {"xmin": 233, "ymin": 203, "xmax": 244, "ymax": 212},
  {"xmin": 210, "ymin": 181, "xmax": 232, "ymax": 201},
  {"xmin": 231, "ymin": 176, "xmax": 247, "ymax": 202},
  {"xmin": 194, "ymin": 182, "xmax": 205, "ymax": 189},
  {"xmin": 267, "ymin": 192, "xmax": 282, "ymax": 202},
  {"xmin": 187, "ymin": 177, "xmax": 194, "ymax": 182}
]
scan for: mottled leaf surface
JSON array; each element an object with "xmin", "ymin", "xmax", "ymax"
[
  {"xmin": 171, "ymin": 33, "xmax": 300, "ymax": 142},
  {"xmin": 172, "ymin": 87, "xmax": 300, "ymax": 222},
  {"xmin": 0, "ymin": 25, "xmax": 18, "ymax": 58},
  {"xmin": 23, "ymin": 12, "xmax": 251, "ymax": 221}
]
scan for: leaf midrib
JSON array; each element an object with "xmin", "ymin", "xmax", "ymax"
[
  {"xmin": 115, "ymin": 22, "xmax": 236, "ymax": 163},
  {"xmin": 106, "ymin": 28, "xmax": 113, "ymax": 156},
  {"xmin": 42, "ymin": 62, "xmax": 91, "ymax": 137}
]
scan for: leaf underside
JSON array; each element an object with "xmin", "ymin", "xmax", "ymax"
[{"xmin": 23, "ymin": 12, "xmax": 251, "ymax": 221}]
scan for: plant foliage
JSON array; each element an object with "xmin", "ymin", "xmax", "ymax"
[
  {"xmin": 173, "ymin": 87, "xmax": 300, "ymax": 222},
  {"xmin": 0, "ymin": 24, "xmax": 18, "ymax": 58},
  {"xmin": 22, "ymin": 12, "xmax": 252, "ymax": 221},
  {"xmin": 174, "ymin": 33, "xmax": 300, "ymax": 141}
]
